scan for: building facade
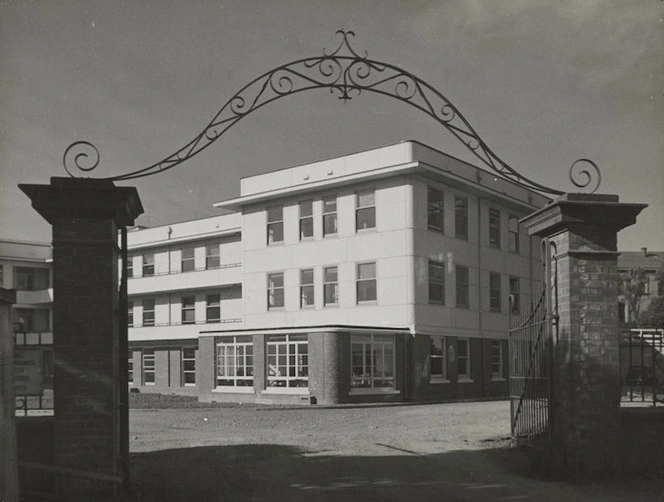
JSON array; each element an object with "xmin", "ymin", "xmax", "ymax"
[{"xmin": 5, "ymin": 141, "xmax": 555, "ymax": 406}]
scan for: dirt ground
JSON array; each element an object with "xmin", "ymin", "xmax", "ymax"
[{"xmin": 118, "ymin": 400, "xmax": 663, "ymax": 502}]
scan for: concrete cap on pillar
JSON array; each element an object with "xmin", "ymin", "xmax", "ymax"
[
  {"xmin": 18, "ymin": 177, "xmax": 144, "ymax": 227},
  {"xmin": 520, "ymin": 193, "xmax": 647, "ymax": 238}
]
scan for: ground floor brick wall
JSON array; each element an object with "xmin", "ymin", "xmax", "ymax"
[{"xmin": 129, "ymin": 345, "xmax": 199, "ymax": 396}]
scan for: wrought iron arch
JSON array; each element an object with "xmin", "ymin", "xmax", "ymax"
[{"xmin": 63, "ymin": 30, "xmax": 600, "ymax": 195}]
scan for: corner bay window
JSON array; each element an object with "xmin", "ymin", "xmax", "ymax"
[
  {"xmin": 216, "ymin": 336, "xmax": 253, "ymax": 387},
  {"xmin": 355, "ymin": 190, "xmax": 376, "ymax": 231},
  {"xmin": 267, "ymin": 273, "xmax": 284, "ymax": 309},
  {"xmin": 351, "ymin": 334, "xmax": 395, "ymax": 390},
  {"xmin": 427, "ymin": 187, "xmax": 444, "ymax": 232},
  {"xmin": 430, "ymin": 336, "xmax": 447, "ymax": 381},
  {"xmin": 323, "ymin": 197, "xmax": 338, "ymax": 236},
  {"xmin": 267, "ymin": 206, "xmax": 284, "ymax": 245},
  {"xmin": 299, "ymin": 201, "xmax": 313, "ymax": 240},
  {"xmin": 357, "ymin": 262, "xmax": 377, "ymax": 303},
  {"xmin": 266, "ymin": 334, "xmax": 308, "ymax": 389}
]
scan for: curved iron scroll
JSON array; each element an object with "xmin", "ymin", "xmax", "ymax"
[{"xmin": 63, "ymin": 30, "xmax": 601, "ymax": 195}]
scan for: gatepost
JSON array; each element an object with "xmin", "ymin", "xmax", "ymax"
[
  {"xmin": 19, "ymin": 178, "xmax": 143, "ymax": 499},
  {"xmin": 521, "ymin": 193, "xmax": 646, "ymax": 479}
]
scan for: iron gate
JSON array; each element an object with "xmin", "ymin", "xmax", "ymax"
[{"xmin": 509, "ymin": 240, "xmax": 557, "ymax": 448}]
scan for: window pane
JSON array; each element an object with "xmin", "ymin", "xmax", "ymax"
[
  {"xmin": 455, "ymin": 197, "xmax": 468, "ymax": 239},
  {"xmin": 356, "ymin": 207, "xmax": 375, "ymax": 230},
  {"xmin": 357, "ymin": 191, "xmax": 375, "ymax": 207},
  {"xmin": 358, "ymin": 263, "xmax": 376, "ymax": 280},
  {"xmin": 357, "ymin": 280, "xmax": 377, "ymax": 302},
  {"xmin": 267, "ymin": 206, "xmax": 282, "ymax": 223},
  {"xmin": 300, "ymin": 201, "xmax": 312, "ymax": 217},
  {"xmin": 323, "ymin": 213, "xmax": 337, "ymax": 236}
]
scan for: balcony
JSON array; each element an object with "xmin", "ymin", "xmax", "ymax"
[
  {"xmin": 128, "ymin": 319, "xmax": 243, "ymax": 342},
  {"xmin": 16, "ymin": 288, "xmax": 53, "ymax": 305},
  {"xmin": 128, "ymin": 263, "xmax": 242, "ymax": 295}
]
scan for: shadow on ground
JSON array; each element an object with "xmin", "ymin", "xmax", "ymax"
[{"xmin": 112, "ymin": 444, "xmax": 664, "ymax": 502}]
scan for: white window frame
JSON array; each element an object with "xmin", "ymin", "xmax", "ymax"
[
  {"xmin": 350, "ymin": 333, "xmax": 397, "ymax": 393},
  {"xmin": 489, "ymin": 272, "xmax": 501, "ymax": 313},
  {"xmin": 323, "ymin": 266, "xmax": 338, "ymax": 306},
  {"xmin": 356, "ymin": 262, "xmax": 377, "ymax": 303},
  {"xmin": 266, "ymin": 334, "xmax": 309, "ymax": 391},
  {"xmin": 491, "ymin": 340, "xmax": 505, "ymax": 381},
  {"xmin": 142, "ymin": 349, "xmax": 155, "ymax": 385},
  {"xmin": 206, "ymin": 244, "xmax": 220, "ymax": 269},
  {"xmin": 429, "ymin": 335, "xmax": 449, "ymax": 383},
  {"xmin": 181, "ymin": 296, "xmax": 196, "ymax": 325},
  {"xmin": 206, "ymin": 294, "xmax": 221, "ymax": 323},
  {"xmin": 267, "ymin": 272, "xmax": 285, "ymax": 310},
  {"xmin": 457, "ymin": 338, "xmax": 472, "ymax": 382},
  {"xmin": 126, "ymin": 257, "xmax": 133, "ymax": 278},
  {"xmin": 428, "ymin": 260, "xmax": 445, "ymax": 304},
  {"xmin": 427, "ymin": 187, "xmax": 444, "ymax": 232},
  {"xmin": 299, "ymin": 200, "xmax": 314, "ymax": 240},
  {"xmin": 455, "ymin": 195, "xmax": 468, "ymax": 240},
  {"xmin": 322, "ymin": 196, "xmax": 338, "ymax": 237},
  {"xmin": 355, "ymin": 190, "xmax": 376, "ymax": 232},
  {"xmin": 182, "ymin": 347, "xmax": 196, "ymax": 386},
  {"xmin": 508, "ymin": 215, "xmax": 520, "ymax": 254},
  {"xmin": 215, "ymin": 335, "xmax": 254, "ymax": 389},
  {"xmin": 128, "ymin": 300, "xmax": 134, "ymax": 327},
  {"xmin": 509, "ymin": 276, "xmax": 521, "ymax": 315},
  {"xmin": 128, "ymin": 350, "xmax": 134, "ymax": 385},
  {"xmin": 142, "ymin": 298, "xmax": 155, "ymax": 327},
  {"xmin": 300, "ymin": 269, "xmax": 314, "ymax": 308},
  {"xmin": 181, "ymin": 247, "xmax": 195, "ymax": 272},
  {"xmin": 267, "ymin": 206, "xmax": 284, "ymax": 245},
  {"xmin": 142, "ymin": 253, "xmax": 155, "ymax": 277}
]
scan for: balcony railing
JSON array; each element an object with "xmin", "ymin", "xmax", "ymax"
[
  {"xmin": 130, "ymin": 262, "xmax": 241, "ymax": 279},
  {"xmin": 129, "ymin": 318, "xmax": 242, "ymax": 328}
]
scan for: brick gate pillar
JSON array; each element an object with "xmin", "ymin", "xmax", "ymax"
[
  {"xmin": 20, "ymin": 177, "xmax": 143, "ymax": 499},
  {"xmin": 521, "ymin": 193, "xmax": 646, "ymax": 479}
]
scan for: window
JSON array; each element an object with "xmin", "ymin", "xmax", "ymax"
[
  {"xmin": 489, "ymin": 209, "xmax": 501, "ymax": 249},
  {"xmin": 456, "ymin": 266, "xmax": 469, "ymax": 308},
  {"xmin": 143, "ymin": 254, "xmax": 155, "ymax": 277},
  {"xmin": 182, "ymin": 348, "xmax": 196, "ymax": 385},
  {"xmin": 216, "ymin": 336, "xmax": 253, "ymax": 387},
  {"xmin": 126, "ymin": 258, "xmax": 133, "ymax": 278},
  {"xmin": 300, "ymin": 269, "xmax": 314, "ymax": 308},
  {"xmin": 508, "ymin": 215, "xmax": 520, "ymax": 253},
  {"xmin": 143, "ymin": 349, "xmax": 155, "ymax": 385},
  {"xmin": 489, "ymin": 272, "xmax": 501, "ymax": 312},
  {"xmin": 206, "ymin": 294, "xmax": 221, "ymax": 323},
  {"xmin": 356, "ymin": 190, "xmax": 376, "ymax": 231},
  {"xmin": 14, "ymin": 267, "xmax": 49, "ymax": 290},
  {"xmin": 267, "ymin": 206, "xmax": 284, "ymax": 245},
  {"xmin": 128, "ymin": 300, "xmax": 134, "ymax": 327},
  {"xmin": 299, "ymin": 201, "xmax": 314, "ymax": 240},
  {"xmin": 0, "ymin": 265, "xmax": 3, "ymax": 287},
  {"xmin": 324, "ymin": 266, "xmax": 339, "ymax": 306},
  {"xmin": 658, "ymin": 279, "xmax": 664, "ymax": 297},
  {"xmin": 181, "ymin": 247, "xmax": 195, "ymax": 272},
  {"xmin": 491, "ymin": 341, "xmax": 503, "ymax": 378},
  {"xmin": 357, "ymin": 262, "xmax": 377, "ymax": 303},
  {"xmin": 142, "ymin": 298, "xmax": 155, "ymax": 326},
  {"xmin": 266, "ymin": 334, "xmax": 308, "ymax": 388},
  {"xmin": 181, "ymin": 296, "xmax": 195, "ymax": 324},
  {"xmin": 206, "ymin": 244, "xmax": 220, "ymax": 269},
  {"xmin": 427, "ymin": 187, "xmax": 444, "ymax": 232},
  {"xmin": 509, "ymin": 277, "xmax": 520, "ymax": 315},
  {"xmin": 455, "ymin": 196, "xmax": 468, "ymax": 240},
  {"xmin": 428, "ymin": 260, "xmax": 445, "ymax": 304},
  {"xmin": 128, "ymin": 350, "xmax": 133, "ymax": 384},
  {"xmin": 457, "ymin": 338, "xmax": 471, "ymax": 380},
  {"xmin": 430, "ymin": 336, "xmax": 447, "ymax": 381},
  {"xmin": 351, "ymin": 334, "xmax": 395, "ymax": 390},
  {"xmin": 323, "ymin": 197, "xmax": 338, "ymax": 236},
  {"xmin": 267, "ymin": 273, "xmax": 284, "ymax": 309},
  {"xmin": 14, "ymin": 309, "xmax": 50, "ymax": 333}
]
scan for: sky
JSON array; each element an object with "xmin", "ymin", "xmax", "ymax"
[{"xmin": 1, "ymin": 0, "xmax": 662, "ymax": 250}]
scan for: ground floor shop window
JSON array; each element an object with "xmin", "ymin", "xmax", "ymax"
[
  {"xmin": 216, "ymin": 336, "xmax": 253, "ymax": 387},
  {"xmin": 266, "ymin": 334, "xmax": 308, "ymax": 388},
  {"xmin": 143, "ymin": 349, "xmax": 155, "ymax": 385},
  {"xmin": 351, "ymin": 334, "xmax": 395, "ymax": 390}
]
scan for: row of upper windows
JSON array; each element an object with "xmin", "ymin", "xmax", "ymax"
[
  {"xmin": 427, "ymin": 260, "xmax": 522, "ymax": 314},
  {"xmin": 265, "ymin": 188, "xmax": 522, "ymax": 253},
  {"xmin": 127, "ymin": 243, "xmax": 228, "ymax": 278},
  {"xmin": 128, "ymin": 293, "xmax": 237, "ymax": 327},
  {"xmin": 266, "ymin": 262, "xmax": 376, "ymax": 309}
]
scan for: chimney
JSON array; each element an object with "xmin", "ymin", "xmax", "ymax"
[{"xmin": 641, "ymin": 247, "xmax": 648, "ymax": 257}]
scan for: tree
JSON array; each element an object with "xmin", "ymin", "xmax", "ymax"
[
  {"xmin": 640, "ymin": 296, "xmax": 664, "ymax": 328},
  {"xmin": 619, "ymin": 267, "xmax": 648, "ymax": 325}
]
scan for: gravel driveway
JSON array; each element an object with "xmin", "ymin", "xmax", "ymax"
[{"xmin": 121, "ymin": 400, "xmax": 663, "ymax": 501}]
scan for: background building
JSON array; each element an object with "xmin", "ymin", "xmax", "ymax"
[{"xmin": 617, "ymin": 248, "xmax": 664, "ymax": 325}]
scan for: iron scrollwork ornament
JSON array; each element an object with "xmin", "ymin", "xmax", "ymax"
[{"xmin": 62, "ymin": 30, "xmax": 601, "ymax": 196}]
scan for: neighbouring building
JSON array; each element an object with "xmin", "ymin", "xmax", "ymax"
[
  {"xmin": 6, "ymin": 141, "xmax": 557, "ymax": 407},
  {"xmin": 617, "ymin": 248, "xmax": 664, "ymax": 324}
]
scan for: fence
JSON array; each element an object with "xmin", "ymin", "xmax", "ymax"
[{"xmin": 620, "ymin": 328, "xmax": 664, "ymax": 407}]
